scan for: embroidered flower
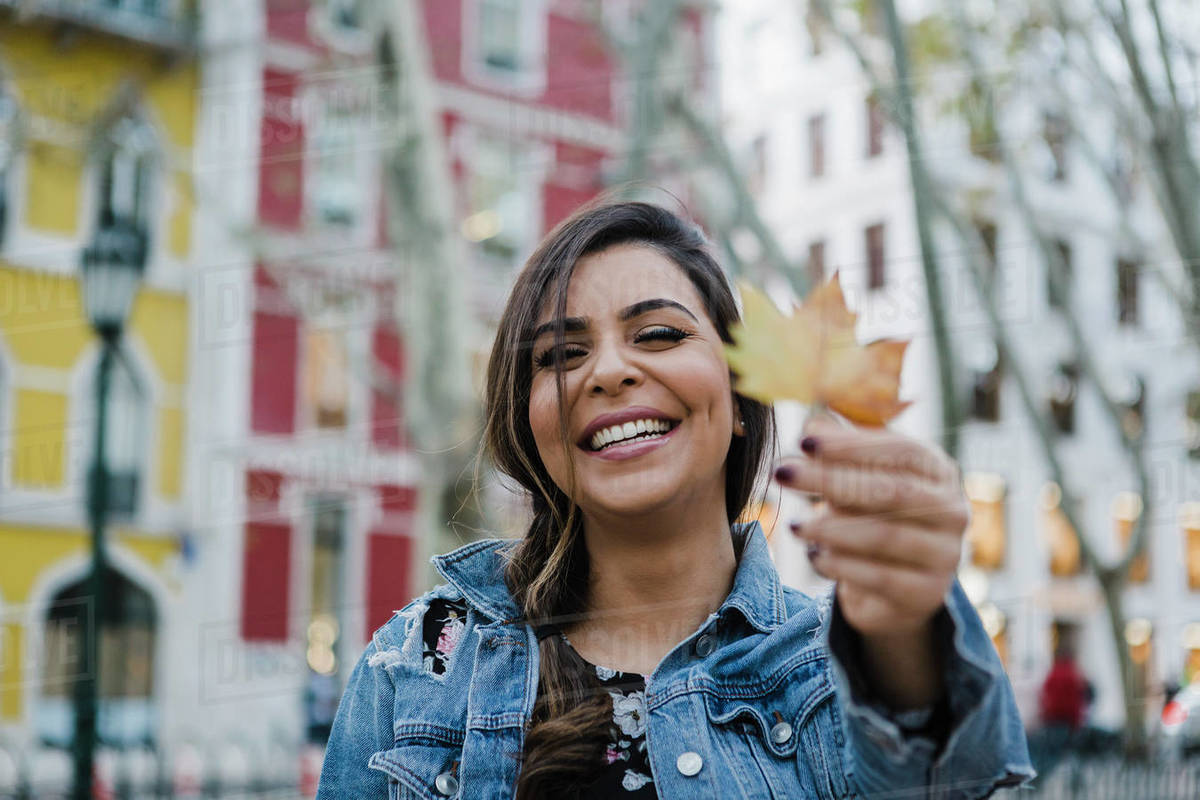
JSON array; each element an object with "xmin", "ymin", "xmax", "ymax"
[
  {"xmin": 621, "ymin": 769, "xmax": 652, "ymax": 791},
  {"xmin": 604, "ymin": 745, "xmax": 620, "ymax": 765},
  {"xmin": 596, "ymin": 664, "xmax": 618, "ymax": 680},
  {"xmin": 610, "ymin": 690, "xmax": 647, "ymax": 738},
  {"xmin": 435, "ymin": 614, "xmax": 465, "ymax": 657}
]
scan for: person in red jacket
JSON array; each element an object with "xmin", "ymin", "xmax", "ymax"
[{"xmin": 1039, "ymin": 645, "xmax": 1090, "ymax": 730}]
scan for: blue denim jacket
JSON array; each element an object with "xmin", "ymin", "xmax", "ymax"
[{"xmin": 318, "ymin": 523, "xmax": 1034, "ymax": 799}]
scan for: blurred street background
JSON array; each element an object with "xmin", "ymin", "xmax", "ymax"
[{"xmin": 0, "ymin": 0, "xmax": 1198, "ymax": 796}]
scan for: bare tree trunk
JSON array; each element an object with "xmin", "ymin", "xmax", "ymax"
[
  {"xmin": 379, "ymin": 1, "xmax": 482, "ymax": 589},
  {"xmin": 878, "ymin": 0, "xmax": 960, "ymax": 459}
]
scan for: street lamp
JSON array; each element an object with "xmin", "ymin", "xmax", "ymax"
[{"xmin": 72, "ymin": 215, "xmax": 147, "ymax": 800}]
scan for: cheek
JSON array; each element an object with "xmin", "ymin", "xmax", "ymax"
[{"xmin": 528, "ymin": 378, "xmax": 571, "ymax": 473}]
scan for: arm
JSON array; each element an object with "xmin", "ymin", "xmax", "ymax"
[
  {"xmin": 826, "ymin": 582, "xmax": 1034, "ymax": 799},
  {"xmin": 777, "ymin": 417, "xmax": 1034, "ymax": 798}
]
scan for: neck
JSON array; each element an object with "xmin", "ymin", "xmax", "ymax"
[{"xmin": 566, "ymin": 498, "xmax": 739, "ymax": 675}]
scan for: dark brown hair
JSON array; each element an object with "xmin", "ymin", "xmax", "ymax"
[{"xmin": 482, "ymin": 200, "xmax": 775, "ymax": 797}]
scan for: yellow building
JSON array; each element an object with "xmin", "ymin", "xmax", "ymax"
[{"xmin": 0, "ymin": 3, "xmax": 196, "ymax": 747}]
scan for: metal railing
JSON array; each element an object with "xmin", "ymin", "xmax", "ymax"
[
  {"xmin": 999, "ymin": 754, "xmax": 1200, "ymax": 799},
  {"xmin": 0, "ymin": 741, "xmax": 327, "ymax": 800}
]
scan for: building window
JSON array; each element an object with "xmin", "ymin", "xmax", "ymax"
[
  {"xmin": 968, "ymin": 339, "xmax": 1002, "ymax": 421},
  {"xmin": 39, "ymin": 567, "xmax": 157, "ymax": 748},
  {"xmin": 808, "ymin": 114, "xmax": 826, "ymax": 179},
  {"xmin": 1043, "ymin": 482, "xmax": 1082, "ymax": 577},
  {"xmin": 978, "ymin": 603, "xmax": 1008, "ymax": 668},
  {"xmin": 1116, "ymin": 374, "xmax": 1145, "ymax": 440},
  {"xmin": 974, "ymin": 217, "xmax": 998, "ymax": 285},
  {"xmin": 1117, "ymin": 259, "xmax": 1139, "ymax": 325},
  {"xmin": 1044, "ymin": 112, "xmax": 1069, "ymax": 182},
  {"xmin": 1125, "ymin": 618, "xmax": 1153, "ymax": 699},
  {"xmin": 1183, "ymin": 623, "xmax": 1200, "ymax": 684},
  {"xmin": 327, "ymin": 0, "xmax": 366, "ymax": 29},
  {"xmin": 1113, "ymin": 491, "xmax": 1148, "ymax": 583},
  {"xmin": 805, "ymin": 4, "xmax": 825, "ymax": 56},
  {"xmin": 309, "ymin": 93, "xmax": 367, "ymax": 229},
  {"xmin": 965, "ymin": 472, "xmax": 1006, "ymax": 569},
  {"xmin": 88, "ymin": 350, "xmax": 149, "ymax": 518},
  {"xmin": 750, "ymin": 134, "xmax": 768, "ymax": 195},
  {"xmin": 1184, "ymin": 503, "xmax": 1200, "ymax": 591},
  {"xmin": 0, "ymin": 87, "xmax": 18, "ymax": 246},
  {"xmin": 966, "ymin": 79, "xmax": 999, "ymax": 161},
  {"xmin": 807, "ymin": 239, "xmax": 826, "ymax": 286},
  {"xmin": 461, "ymin": 132, "xmax": 538, "ymax": 264},
  {"xmin": 1048, "ymin": 361, "xmax": 1078, "ymax": 434},
  {"xmin": 306, "ymin": 495, "xmax": 348, "ymax": 744},
  {"xmin": 302, "ymin": 310, "xmax": 351, "ymax": 430},
  {"xmin": 471, "ymin": 0, "xmax": 543, "ymax": 88},
  {"xmin": 1047, "ymin": 239, "xmax": 1072, "ymax": 309},
  {"xmin": 865, "ymin": 222, "xmax": 886, "ymax": 289},
  {"xmin": 97, "ymin": 115, "xmax": 157, "ymax": 233},
  {"xmin": 1187, "ymin": 390, "xmax": 1200, "ymax": 459},
  {"xmin": 866, "ymin": 94, "xmax": 884, "ymax": 158}
]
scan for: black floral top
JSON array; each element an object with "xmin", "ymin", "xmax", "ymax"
[{"xmin": 421, "ymin": 599, "xmax": 656, "ymax": 798}]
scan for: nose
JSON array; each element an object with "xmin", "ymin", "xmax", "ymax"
[{"xmin": 587, "ymin": 338, "xmax": 642, "ymax": 396}]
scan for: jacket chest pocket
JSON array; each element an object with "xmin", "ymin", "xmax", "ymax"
[
  {"xmin": 369, "ymin": 725, "xmax": 465, "ymax": 800},
  {"xmin": 707, "ymin": 683, "xmax": 851, "ymax": 800}
]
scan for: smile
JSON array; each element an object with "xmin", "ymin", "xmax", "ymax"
[{"xmin": 587, "ymin": 418, "xmax": 678, "ymax": 452}]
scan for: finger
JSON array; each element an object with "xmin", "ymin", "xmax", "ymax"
[
  {"xmin": 776, "ymin": 459, "xmax": 968, "ymax": 527},
  {"xmin": 810, "ymin": 547, "xmax": 948, "ymax": 614},
  {"xmin": 801, "ymin": 415, "xmax": 956, "ymax": 483},
  {"xmin": 799, "ymin": 513, "xmax": 962, "ymax": 573}
]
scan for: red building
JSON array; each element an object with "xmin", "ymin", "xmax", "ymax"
[{"xmin": 239, "ymin": 0, "xmax": 706, "ymax": 741}]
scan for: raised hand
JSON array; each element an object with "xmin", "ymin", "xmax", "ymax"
[{"xmin": 774, "ymin": 415, "xmax": 968, "ymax": 638}]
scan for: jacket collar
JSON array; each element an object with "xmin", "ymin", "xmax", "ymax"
[{"xmin": 432, "ymin": 521, "xmax": 786, "ymax": 632}]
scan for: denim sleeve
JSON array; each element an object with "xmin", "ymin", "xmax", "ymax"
[
  {"xmin": 316, "ymin": 631, "xmax": 397, "ymax": 799},
  {"xmin": 825, "ymin": 581, "xmax": 1036, "ymax": 800}
]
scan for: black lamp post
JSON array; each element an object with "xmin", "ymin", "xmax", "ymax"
[{"xmin": 72, "ymin": 216, "xmax": 147, "ymax": 800}]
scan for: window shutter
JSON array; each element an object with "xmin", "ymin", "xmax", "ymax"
[
  {"xmin": 366, "ymin": 532, "xmax": 412, "ymax": 638},
  {"xmin": 241, "ymin": 521, "xmax": 292, "ymax": 641}
]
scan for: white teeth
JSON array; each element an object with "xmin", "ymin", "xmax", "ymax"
[{"xmin": 589, "ymin": 418, "xmax": 675, "ymax": 450}]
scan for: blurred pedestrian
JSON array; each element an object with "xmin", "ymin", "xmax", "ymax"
[{"xmin": 1039, "ymin": 644, "xmax": 1089, "ymax": 730}]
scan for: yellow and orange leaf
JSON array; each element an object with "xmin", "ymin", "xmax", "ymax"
[{"xmin": 724, "ymin": 274, "xmax": 911, "ymax": 426}]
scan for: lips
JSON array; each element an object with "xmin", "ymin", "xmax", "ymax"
[{"xmin": 578, "ymin": 405, "xmax": 680, "ymax": 451}]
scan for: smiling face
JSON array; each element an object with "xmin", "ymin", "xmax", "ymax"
[{"xmin": 528, "ymin": 243, "xmax": 741, "ymax": 520}]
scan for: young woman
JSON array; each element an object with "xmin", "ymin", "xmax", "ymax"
[{"xmin": 318, "ymin": 202, "xmax": 1033, "ymax": 799}]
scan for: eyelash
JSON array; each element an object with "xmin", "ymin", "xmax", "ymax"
[{"xmin": 533, "ymin": 326, "xmax": 693, "ymax": 368}]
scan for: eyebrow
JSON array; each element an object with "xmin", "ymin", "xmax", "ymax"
[{"xmin": 530, "ymin": 298, "xmax": 699, "ymax": 342}]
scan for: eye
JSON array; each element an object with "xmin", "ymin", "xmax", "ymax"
[
  {"xmin": 634, "ymin": 325, "xmax": 692, "ymax": 345},
  {"xmin": 534, "ymin": 344, "xmax": 588, "ymax": 369}
]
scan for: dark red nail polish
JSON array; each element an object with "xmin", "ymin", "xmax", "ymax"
[
  {"xmin": 800, "ymin": 436, "xmax": 819, "ymax": 455},
  {"xmin": 789, "ymin": 521, "xmax": 803, "ymax": 535},
  {"xmin": 774, "ymin": 465, "xmax": 795, "ymax": 482},
  {"xmin": 806, "ymin": 542, "xmax": 822, "ymax": 562}
]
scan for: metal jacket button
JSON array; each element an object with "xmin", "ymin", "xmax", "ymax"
[
  {"xmin": 694, "ymin": 634, "xmax": 715, "ymax": 657},
  {"xmin": 434, "ymin": 771, "xmax": 459, "ymax": 796},
  {"xmin": 676, "ymin": 751, "xmax": 703, "ymax": 776},
  {"xmin": 770, "ymin": 721, "xmax": 793, "ymax": 744}
]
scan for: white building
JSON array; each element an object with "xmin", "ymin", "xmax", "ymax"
[{"xmin": 717, "ymin": 0, "xmax": 1200, "ymax": 732}]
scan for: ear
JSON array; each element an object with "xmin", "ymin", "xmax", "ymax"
[{"xmin": 732, "ymin": 395, "xmax": 747, "ymax": 437}]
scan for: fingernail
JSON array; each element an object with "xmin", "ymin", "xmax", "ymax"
[
  {"xmin": 806, "ymin": 541, "xmax": 822, "ymax": 562},
  {"xmin": 788, "ymin": 521, "xmax": 803, "ymax": 536},
  {"xmin": 804, "ymin": 493, "xmax": 823, "ymax": 506},
  {"xmin": 800, "ymin": 436, "xmax": 819, "ymax": 455},
  {"xmin": 774, "ymin": 465, "xmax": 795, "ymax": 482}
]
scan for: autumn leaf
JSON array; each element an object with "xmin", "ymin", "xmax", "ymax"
[{"xmin": 724, "ymin": 274, "xmax": 911, "ymax": 426}]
